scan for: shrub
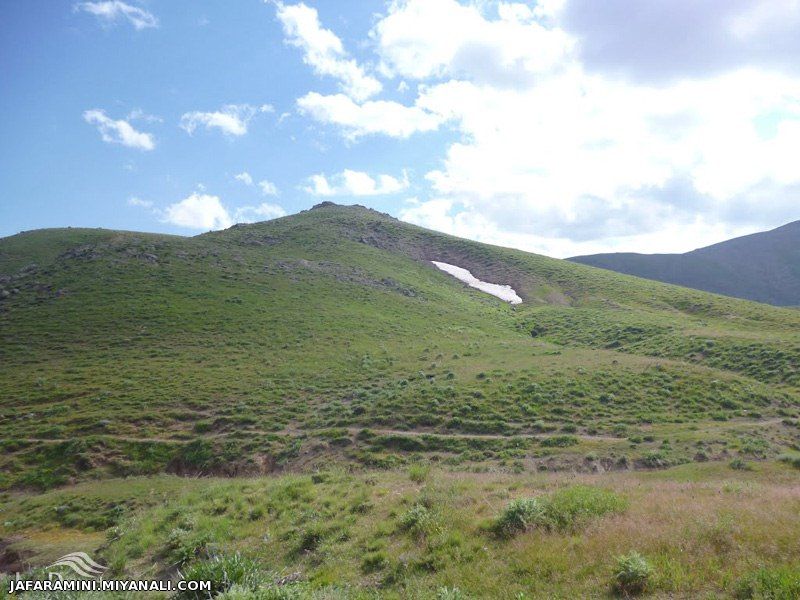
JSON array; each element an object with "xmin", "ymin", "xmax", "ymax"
[
  {"xmin": 399, "ymin": 504, "xmax": 441, "ymax": 538},
  {"xmin": 177, "ymin": 554, "xmax": 264, "ymax": 599},
  {"xmin": 613, "ymin": 551, "xmax": 653, "ymax": 595},
  {"xmin": 778, "ymin": 454, "xmax": 800, "ymax": 469},
  {"xmin": 493, "ymin": 498, "xmax": 546, "ymax": 538},
  {"xmin": 640, "ymin": 450, "xmax": 671, "ymax": 468},
  {"xmin": 361, "ymin": 550, "xmax": 388, "ymax": 573},
  {"xmin": 437, "ymin": 587, "xmax": 468, "ymax": 600},
  {"xmin": 216, "ymin": 583, "xmax": 316, "ymax": 599},
  {"xmin": 730, "ymin": 457, "xmax": 752, "ymax": 471},
  {"xmin": 493, "ymin": 486, "xmax": 626, "ymax": 537},
  {"xmin": 167, "ymin": 527, "xmax": 212, "ymax": 565},
  {"xmin": 409, "ymin": 463, "xmax": 431, "ymax": 483},
  {"xmin": 733, "ymin": 566, "xmax": 800, "ymax": 599},
  {"xmin": 540, "ymin": 435, "xmax": 578, "ymax": 448}
]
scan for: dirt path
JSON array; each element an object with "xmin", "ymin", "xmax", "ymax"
[{"xmin": 3, "ymin": 417, "xmax": 785, "ymax": 446}]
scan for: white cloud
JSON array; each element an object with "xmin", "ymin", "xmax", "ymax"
[
  {"xmin": 399, "ymin": 198, "xmax": 759, "ymax": 258},
  {"xmin": 74, "ymin": 1, "xmax": 158, "ymax": 30},
  {"xmin": 297, "ymin": 92, "xmax": 443, "ymax": 139},
  {"xmin": 372, "ymin": 0, "xmax": 572, "ymax": 86},
  {"xmin": 305, "ymin": 169, "xmax": 409, "ymax": 196},
  {"xmin": 127, "ymin": 108, "xmax": 162, "ymax": 123},
  {"xmin": 285, "ymin": 0, "xmax": 800, "ymax": 255},
  {"xmin": 275, "ymin": 2, "xmax": 381, "ymax": 101},
  {"xmin": 258, "ymin": 180, "xmax": 280, "ymax": 196},
  {"xmin": 83, "ymin": 109, "xmax": 155, "ymax": 150},
  {"xmin": 409, "ymin": 69, "xmax": 800, "ymax": 251},
  {"xmin": 235, "ymin": 172, "xmax": 279, "ymax": 196},
  {"xmin": 127, "ymin": 196, "xmax": 153, "ymax": 208},
  {"xmin": 180, "ymin": 104, "xmax": 269, "ymax": 136},
  {"xmin": 235, "ymin": 202, "xmax": 286, "ymax": 222},
  {"xmin": 163, "ymin": 193, "xmax": 233, "ymax": 230},
  {"xmin": 139, "ymin": 191, "xmax": 286, "ymax": 231},
  {"xmin": 234, "ymin": 172, "xmax": 254, "ymax": 186}
]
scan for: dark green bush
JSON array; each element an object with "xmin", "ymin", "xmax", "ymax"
[
  {"xmin": 494, "ymin": 486, "xmax": 626, "ymax": 537},
  {"xmin": 613, "ymin": 551, "xmax": 653, "ymax": 595},
  {"xmin": 177, "ymin": 554, "xmax": 264, "ymax": 599}
]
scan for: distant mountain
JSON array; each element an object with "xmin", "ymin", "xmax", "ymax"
[{"xmin": 569, "ymin": 220, "xmax": 800, "ymax": 306}]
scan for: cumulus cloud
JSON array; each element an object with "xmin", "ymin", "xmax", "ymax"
[
  {"xmin": 275, "ymin": 2, "xmax": 381, "ymax": 101},
  {"xmin": 560, "ymin": 0, "xmax": 800, "ymax": 82},
  {"xmin": 160, "ymin": 192, "xmax": 286, "ymax": 230},
  {"xmin": 410, "ymin": 69, "xmax": 800, "ymax": 252},
  {"xmin": 235, "ymin": 202, "xmax": 286, "ymax": 221},
  {"xmin": 399, "ymin": 198, "xmax": 760, "ymax": 258},
  {"xmin": 234, "ymin": 172, "xmax": 279, "ymax": 196},
  {"xmin": 258, "ymin": 180, "xmax": 279, "ymax": 196},
  {"xmin": 305, "ymin": 169, "xmax": 409, "ymax": 196},
  {"xmin": 297, "ymin": 92, "xmax": 443, "ymax": 139},
  {"xmin": 127, "ymin": 108, "xmax": 162, "ymax": 123},
  {"xmin": 83, "ymin": 109, "xmax": 155, "ymax": 150},
  {"xmin": 180, "ymin": 104, "xmax": 271, "ymax": 136},
  {"xmin": 373, "ymin": 0, "xmax": 572, "ymax": 87},
  {"xmin": 74, "ymin": 1, "xmax": 158, "ymax": 30},
  {"xmin": 163, "ymin": 193, "xmax": 233, "ymax": 230},
  {"xmin": 286, "ymin": 0, "xmax": 800, "ymax": 254},
  {"xmin": 127, "ymin": 196, "xmax": 153, "ymax": 208},
  {"xmin": 234, "ymin": 172, "xmax": 254, "ymax": 186}
]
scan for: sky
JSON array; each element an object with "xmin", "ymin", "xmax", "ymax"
[{"xmin": 2, "ymin": 0, "xmax": 800, "ymax": 258}]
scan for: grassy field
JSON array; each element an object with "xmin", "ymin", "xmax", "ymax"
[
  {"xmin": 2, "ymin": 464, "xmax": 799, "ymax": 598},
  {"xmin": 1, "ymin": 203, "xmax": 799, "ymax": 597}
]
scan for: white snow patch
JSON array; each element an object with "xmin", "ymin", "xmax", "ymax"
[{"xmin": 431, "ymin": 261, "xmax": 522, "ymax": 304}]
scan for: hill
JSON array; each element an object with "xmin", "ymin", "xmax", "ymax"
[
  {"xmin": 569, "ymin": 220, "xmax": 800, "ymax": 306},
  {"xmin": 1, "ymin": 203, "xmax": 799, "ymax": 597}
]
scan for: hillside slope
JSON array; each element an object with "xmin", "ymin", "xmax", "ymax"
[
  {"xmin": 2, "ymin": 203, "xmax": 800, "ymax": 598},
  {"xmin": 1, "ymin": 203, "xmax": 799, "ymax": 489},
  {"xmin": 569, "ymin": 219, "xmax": 800, "ymax": 306}
]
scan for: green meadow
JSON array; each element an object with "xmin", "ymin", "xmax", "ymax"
[{"xmin": 1, "ymin": 203, "xmax": 798, "ymax": 597}]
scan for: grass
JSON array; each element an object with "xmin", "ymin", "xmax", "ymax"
[
  {"xmin": 733, "ymin": 565, "xmax": 800, "ymax": 600},
  {"xmin": 1, "ymin": 203, "xmax": 799, "ymax": 596},
  {"xmin": 492, "ymin": 485, "xmax": 626, "ymax": 537},
  {"xmin": 2, "ymin": 464, "xmax": 800, "ymax": 598},
  {"xmin": 1, "ymin": 205, "xmax": 798, "ymax": 486}
]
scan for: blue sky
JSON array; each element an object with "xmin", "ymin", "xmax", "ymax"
[
  {"xmin": 2, "ymin": 1, "xmax": 800, "ymax": 257},
  {"xmin": 1, "ymin": 1, "xmax": 453, "ymax": 237}
]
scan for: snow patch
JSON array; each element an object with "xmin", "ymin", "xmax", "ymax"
[{"xmin": 431, "ymin": 261, "xmax": 522, "ymax": 304}]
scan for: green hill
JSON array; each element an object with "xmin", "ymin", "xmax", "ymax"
[
  {"xmin": 1, "ymin": 203, "xmax": 799, "ymax": 597},
  {"xmin": 570, "ymin": 219, "xmax": 800, "ymax": 306}
]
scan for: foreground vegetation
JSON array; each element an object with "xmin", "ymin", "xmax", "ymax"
[{"xmin": 2, "ymin": 463, "xmax": 799, "ymax": 598}]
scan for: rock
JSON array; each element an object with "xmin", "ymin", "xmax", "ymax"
[
  {"xmin": 60, "ymin": 245, "xmax": 101, "ymax": 260},
  {"xmin": 310, "ymin": 201, "xmax": 338, "ymax": 210}
]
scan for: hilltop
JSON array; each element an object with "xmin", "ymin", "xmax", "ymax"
[
  {"xmin": 1, "ymin": 203, "xmax": 799, "ymax": 597},
  {"xmin": 1, "ymin": 202, "xmax": 799, "ymax": 484},
  {"xmin": 570, "ymin": 219, "xmax": 800, "ymax": 306}
]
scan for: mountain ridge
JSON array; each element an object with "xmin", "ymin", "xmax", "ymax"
[{"xmin": 569, "ymin": 219, "xmax": 800, "ymax": 306}]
